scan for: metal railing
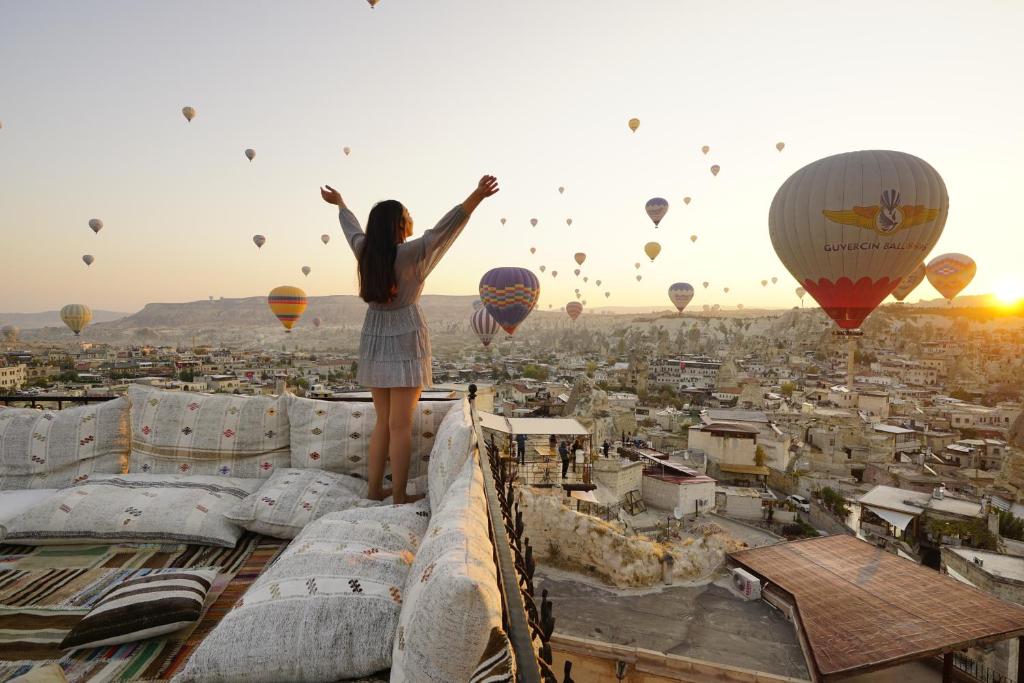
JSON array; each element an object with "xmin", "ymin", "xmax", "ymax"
[{"xmin": 952, "ymin": 652, "xmax": 1015, "ymax": 683}]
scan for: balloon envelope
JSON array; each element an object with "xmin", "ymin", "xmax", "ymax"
[
  {"xmin": 313, "ymin": 317, "xmax": 322, "ymax": 328},
  {"xmin": 772, "ymin": 277, "xmax": 778, "ymax": 284},
  {"xmin": 566, "ymin": 218, "xmax": 573, "ymax": 226},
  {"xmin": 683, "ymin": 197, "xmax": 692, "ymax": 205},
  {"xmin": 628, "ymin": 118, "xmax": 640, "ymax": 132},
  {"xmin": 668, "ymin": 283, "xmax": 695, "ymax": 313},
  {"xmin": 479, "ymin": 267, "xmax": 540, "ymax": 334},
  {"xmin": 472, "ymin": 298, "xmax": 485, "ymax": 312},
  {"xmin": 573, "ymin": 269, "xmax": 580, "ymax": 277},
  {"xmin": 343, "ymin": 146, "xmax": 351, "ymax": 156},
  {"xmin": 88, "ymin": 219, "xmax": 103, "ymax": 234},
  {"xmin": 530, "ymin": 218, "xmax": 538, "ymax": 227},
  {"xmin": 926, "ymin": 253, "xmax": 976, "ymax": 300},
  {"xmin": 690, "ymin": 234, "xmax": 697, "ymax": 243},
  {"xmin": 1, "ymin": 325, "xmax": 19, "ymax": 342},
  {"xmin": 471, "ymin": 307, "xmax": 501, "ymax": 347},
  {"xmin": 710, "ymin": 165, "xmax": 720, "ymax": 176},
  {"xmin": 701, "ymin": 145, "xmax": 710, "ymax": 155},
  {"xmin": 574, "ymin": 252, "xmax": 586, "ymax": 266},
  {"xmin": 268, "ymin": 286, "xmax": 308, "ymax": 332},
  {"xmin": 60, "ymin": 304, "xmax": 92, "ymax": 335},
  {"xmin": 301, "ymin": 266, "xmax": 311, "ymax": 276},
  {"xmin": 565, "ymin": 301, "xmax": 583, "ymax": 321},
  {"xmin": 558, "ymin": 186, "xmax": 565, "ymax": 194},
  {"xmin": 702, "ymin": 281, "xmax": 709, "ymax": 289},
  {"xmin": 645, "ymin": 198, "xmax": 669, "ymax": 227},
  {"xmin": 644, "ymin": 242, "xmax": 661, "ymax": 261},
  {"xmin": 776, "ymin": 142, "xmax": 785, "ymax": 152},
  {"xmin": 530, "ymin": 247, "xmax": 536, "ymax": 254},
  {"xmin": 500, "ymin": 218, "xmax": 506, "ymax": 225},
  {"xmin": 182, "ymin": 106, "xmax": 196, "ymax": 122},
  {"xmin": 321, "ymin": 234, "xmax": 330, "ymax": 245},
  {"xmin": 769, "ymin": 150, "xmax": 948, "ymax": 329},
  {"xmin": 253, "ymin": 235, "xmax": 266, "ymax": 249},
  {"xmin": 82, "ymin": 255, "xmax": 94, "ymax": 266},
  {"xmin": 890, "ymin": 263, "xmax": 925, "ymax": 301},
  {"xmin": 245, "ymin": 148, "xmax": 255, "ymax": 161},
  {"xmin": 795, "ymin": 286, "xmax": 807, "ymax": 299}
]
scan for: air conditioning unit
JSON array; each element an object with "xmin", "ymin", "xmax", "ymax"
[{"xmin": 731, "ymin": 568, "xmax": 762, "ymax": 601}]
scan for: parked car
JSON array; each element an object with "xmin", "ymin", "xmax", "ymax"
[{"xmin": 787, "ymin": 494, "xmax": 811, "ymax": 513}]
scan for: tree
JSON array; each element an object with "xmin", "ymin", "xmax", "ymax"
[
  {"xmin": 522, "ymin": 365, "xmax": 549, "ymax": 381},
  {"xmin": 293, "ymin": 377, "xmax": 310, "ymax": 390},
  {"xmin": 1000, "ymin": 510, "xmax": 1024, "ymax": 541},
  {"xmin": 780, "ymin": 381, "xmax": 796, "ymax": 398},
  {"xmin": 57, "ymin": 370, "xmax": 79, "ymax": 383},
  {"xmin": 179, "ymin": 370, "xmax": 195, "ymax": 383}
]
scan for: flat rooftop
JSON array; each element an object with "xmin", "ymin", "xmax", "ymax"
[
  {"xmin": 731, "ymin": 535, "xmax": 1024, "ymax": 679},
  {"xmin": 948, "ymin": 548, "xmax": 1024, "ymax": 583}
]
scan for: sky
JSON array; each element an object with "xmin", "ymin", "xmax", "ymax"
[{"xmin": 2, "ymin": 0, "xmax": 1023, "ymax": 314}]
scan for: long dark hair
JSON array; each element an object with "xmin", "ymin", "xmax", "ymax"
[{"xmin": 358, "ymin": 200, "xmax": 407, "ymax": 304}]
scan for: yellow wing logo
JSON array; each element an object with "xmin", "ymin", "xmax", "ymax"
[{"xmin": 822, "ymin": 190, "xmax": 939, "ymax": 235}]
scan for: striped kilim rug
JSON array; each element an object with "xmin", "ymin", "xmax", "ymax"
[{"xmin": 0, "ymin": 533, "xmax": 286, "ymax": 682}]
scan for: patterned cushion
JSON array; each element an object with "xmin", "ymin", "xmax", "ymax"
[
  {"xmin": 60, "ymin": 569, "xmax": 217, "ymax": 650},
  {"xmin": 172, "ymin": 501, "xmax": 431, "ymax": 682},
  {"xmin": 470, "ymin": 627, "xmax": 516, "ymax": 683},
  {"xmin": 224, "ymin": 468, "xmax": 376, "ymax": 539},
  {"xmin": 128, "ymin": 385, "xmax": 290, "ymax": 478},
  {"xmin": 0, "ymin": 474, "xmax": 259, "ymax": 547},
  {"xmin": 0, "ymin": 398, "xmax": 129, "ymax": 490},
  {"xmin": 391, "ymin": 453, "xmax": 502, "ymax": 683},
  {"xmin": 426, "ymin": 399, "xmax": 475, "ymax": 511},
  {"xmin": 285, "ymin": 395, "xmax": 456, "ymax": 481}
]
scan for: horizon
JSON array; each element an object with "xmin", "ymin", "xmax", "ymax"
[{"xmin": 3, "ymin": 1, "xmax": 1024, "ymax": 315}]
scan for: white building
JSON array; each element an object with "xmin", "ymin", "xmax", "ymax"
[
  {"xmin": 0, "ymin": 364, "xmax": 27, "ymax": 391},
  {"xmin": 649, "ymin": 356, "xmax": 722, "ymax": 392}
]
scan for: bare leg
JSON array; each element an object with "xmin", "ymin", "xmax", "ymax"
[
  {"xmin": 367, "ymin": 388, "xmax": 392, "ymax": 501},
  {"xmin": 388, "ymin": 386, "xmax": 423, "ymax": 504}
]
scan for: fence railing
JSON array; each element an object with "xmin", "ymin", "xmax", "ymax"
[{"xmin": 952, "ymin": 651, "xmax": 1015, "ymax": 683}]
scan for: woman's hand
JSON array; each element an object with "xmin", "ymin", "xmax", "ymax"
[
  {"xmin": 320, "ymin": 185, "xmax": 344, "ymax": 207},
  {"xmin": 474, "ymin": 175, "xmax": 500, "ymax": 199}
]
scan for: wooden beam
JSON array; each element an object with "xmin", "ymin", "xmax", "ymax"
[
  {"xmin": 1018, "ymin": 636, "xmax": 1024, "ymax": 683},
  {"xmin": 942, "ymin": 652, "xmax": 952, "ymax": 683}
]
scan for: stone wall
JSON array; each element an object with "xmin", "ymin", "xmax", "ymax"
[
  {"xmin": 941, "ymin": 548, "xmax": 1024, "ymax": 606},
  {"xmin": 592, "ymin": 457, "xmax": 644, "ymax": 503}
]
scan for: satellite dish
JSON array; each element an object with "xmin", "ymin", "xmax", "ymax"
[{"xmin": 673, "ymin": 507, "xmax": 683, "ymax": 520}]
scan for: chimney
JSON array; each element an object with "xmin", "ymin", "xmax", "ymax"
[{"xmin": 275, "ymin": 379, "xmax": 287, "ymax": 396}]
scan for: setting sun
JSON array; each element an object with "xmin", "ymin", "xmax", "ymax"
[{"xmin": 994, "ymin": 279, "xmax": 1024, "ymax": 305}]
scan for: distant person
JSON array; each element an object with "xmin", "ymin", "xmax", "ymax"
[
  {"xmin": 548, "ymin": 434, "xmax": 558, "ymax": 457},
  {"xmin": 559, "ymin": 440, "xmax": 570, "ymax": 479},
  {"xmin": 320, "ymin": 175, "xmax": 500, "ymax": 503},
  {"xmin": 515, "ymin": 433, "xmax": 527, "ymax": 465},
  {"xmin": 571, "ymin": 438, "xmax": 583, "ymax": 473},
  {"xmin": 602, "ymin": 440, "xmax": 611, "ymax": 458}
]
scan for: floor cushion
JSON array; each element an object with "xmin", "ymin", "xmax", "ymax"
[
  {"xmin": 426, "ymin": 399, "xmax": 475, "ymax": 512},
  {"xmin": 0, "ymin": 397, "xmax": 129, "ymax": 490},
  {"xmin": 391, "ymin": 453, "xmax": 502, "ymax": 683},
  {"xmin": 172, "ymin": 501, "xmax": 431, "ymax": 682},
  {"xmin": 0, "ymin": 489, "xmax": 58, "ymax": 524},
  {"xmin": 0, "ymin": 474, "xmax": 259, "ymax": 547},
  {"xmin": 60, "ymin": 568, "xmax": 217, "ymax": 650},
  {"xmin": 7, "ymin": 664, "xmax": 68, "ymax": 683},
  {"xmin": 128, "ymin": 385, "xmax": 290, "ymax": 478},
  {"xmin": 224, "ymin": 468, "xmax": 376, "ymax": 539},
  {"xmin": 285, "ymin": 395, "xmax": 455, "ymax": 481},
  {"xmin": 470, "ymin": 627, "xmax": 516, "ymax": 683}
]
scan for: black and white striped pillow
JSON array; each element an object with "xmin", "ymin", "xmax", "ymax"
[
  {"xmin": 60, "ymin": 569, "xmax": 217, "ymax": 650},
  {"xmin": 470, "ymin": 627, "xmax": 515, "ymax": 683}
]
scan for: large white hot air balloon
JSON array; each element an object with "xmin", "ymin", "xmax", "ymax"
[
  {"xmin": 668, "ymin": 283, "xmax": 695, "ymax": 313},
  {"xmin": 645, "ymin": 198, "xmax": 669, "ymax": 227},
  {"xmin": 769, "ymin": 150, "xmax": 948, "ymax": 330}
]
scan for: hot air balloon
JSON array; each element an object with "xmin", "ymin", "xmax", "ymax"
[
  {"xmin": 644, "ymin": 242, "xmax": 661, "ymax": 262},
  {"xmin": 690, "ymin": 234, "xmax": 697, "ymax": 243},
  {"xmin": 566, "ymin": 218, "xmax": 573, "ymax": 227},
  {"xmin": 267, "ymin": 286, "xmax": 308, "ymax": 333},
  {"xmin": 769, "ymin": 150, "xmax": 948, "ymax": 330},
  {"xmin": 926, "ymin": 253, "xmax": 976, "ymax": 301},
  {"xmin": 710, "ymin": 165, "xmax": 720, "ymax": 176},
  {"xmin": 668, "ymin": 283, "xmax": 695, "ymax": 313},
  {"xmin": 761, "ymin": 280, "xmax": 768, "ymax": 287},
  {"xmin": 890, "ymin": 263, "xmax": 926, "ymax": 302},
  {"xmin": 60, "ymin": 304, "xmax": 92, "ymax": 336},
  {"xmin": 245, "ymin": 148, "xmax": 255, "ymax": 162},
  {"xmin": 645, "ymin": 198, "xmax": 669, "ymax": 227},
  {"xmin": 82, "ymin": 255, "xmax": 94, "ymax": 266},
  {"xmin": 551, "ymin": 270, "xmax": 558, "ymax": 279},
  {"xmin": 302, "ymin": 266, "xmax": 311, "ymax": 277},
  {"xmin": 321, "ymin": 234, "xmax": 331, "ymax": 245},
  {"xmin": 1, "ymin": 325, "xmax": 19, "ymax": 343},
  {"xmin": 628, "ymin": 118, "xmax": 640, "ymax": 133},
  {"xmin": 583, "ymin": 276, "xmax": 589, "ymax": 283},
  {"xmin": 472, "ymin": 299, "xmax": 485, "ymax": 312},
  {"xmin": 540, "ymin": 265, "xmax": 546, "ymax": 273},
  {"xmin": 776, "ymin": 142, "xmax": 785, "ymax": 152},
  {"xmin": 595, "ymin": 280, "xmax": 602, "ymax": 286},
  {"xmin": 566, "ymin": 301, "xmax": 583, "ymax": 321},
  {"xmin": 795, "ymin": 286, "xmax": 806, "ymax": 300},
  {"xmin": 530, "ymin": 218, "xmax": 538, "ymax": 227},
  {"xmin": 723, "ymin": 287, "xmax": 730, "ymax": 294},
  {"xmin": 683, "ymin": 196, "xmax": 692, "ymax": 205},
  {"xmin": 253, "ymin": 235, "xmax": 266, "ymax": 249},
  {"xmin": 529, "ymin": 247, "xmax": 536, "ymax": 255},
  {"xmin": 313, "ymin": 317, "xmax": 322, "ymax": 328},
  {"xmin": 343, "ymin": 147, "xmax": 351, "ymax": 156},
  {"xmin": 558, "ymin": 186, "xmax": 565, "ymax": 194},
  {"xmin": 582, "ymin": 299, "xmax": 587, "ymax": 306},
  {"xmin": 88, "ymin": 219, "xmax": 103, "ymax": 234},
  {"xmin": 701, "ymin": 146, "xmax": 710, "ymax": 155},
  {"xmin": 636, "ymin": 275, "xmax": 643, "ymax": 282},
  {"xmin": 702, "ymin": 281, "xmax": 709, "ymax": 289},
  {"xmin": 182, "ymin": 106, "xmax": 196, "ymax": 122},
  {"xmin": 605, "ymin": 292, "xmax": 610, "ymax": 298},
  {"xmin": 713, "ymin": 304, "xmax": 720, "ymax": 311},
  {"xmin": 702, "ymin": 304, "xmax": 710, "ymax": 312},
  {"xmin": 471, "ymin": 307, "xmax": 500, "ymax": 347},
  {"xmin": 737, "ymin": 303, "xmax": 744, "ymax": 310},
  {"xmin": 634, "ymin": 262, "xmax": 641, "ymax": 270},
  {"xmin": 574, "ymin": 253, "xmax": 586, "ymax": 266},
  {"xmin": 573, "ymin": 269, "xmax": 581, "ymax": 277},
  {"xmin": 479, "ymin": 267, "xmax": 540, "ymax": 334},
  {"xmin": 771, "ymin": 277, "xmax": 778, "ymax": 284},
  {"xmin": 367, "ymin": 0, "xmax": 379, "ymax": 7}
]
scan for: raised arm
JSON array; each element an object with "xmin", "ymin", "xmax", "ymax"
[
  {"xmin": 320, "ymin": 185, "xmax": 364, "ymax": 255},
  {"xmin": 417, "ymin": 175, "xmax": 500, "ymax": 276}
]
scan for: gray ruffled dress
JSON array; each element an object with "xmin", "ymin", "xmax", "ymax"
[{"xmin": 339, "ymin": 204, "xmax": 469, "ymax": 388}]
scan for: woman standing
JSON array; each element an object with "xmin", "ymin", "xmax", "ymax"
[{"xmin": 320, "ymin": 175, "xmax": 500, "ymax": 503}]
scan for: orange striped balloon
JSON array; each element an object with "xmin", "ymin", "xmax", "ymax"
[{"xmin": 268, "ymin": 285, "xmax": 308, "ymax": 332}]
